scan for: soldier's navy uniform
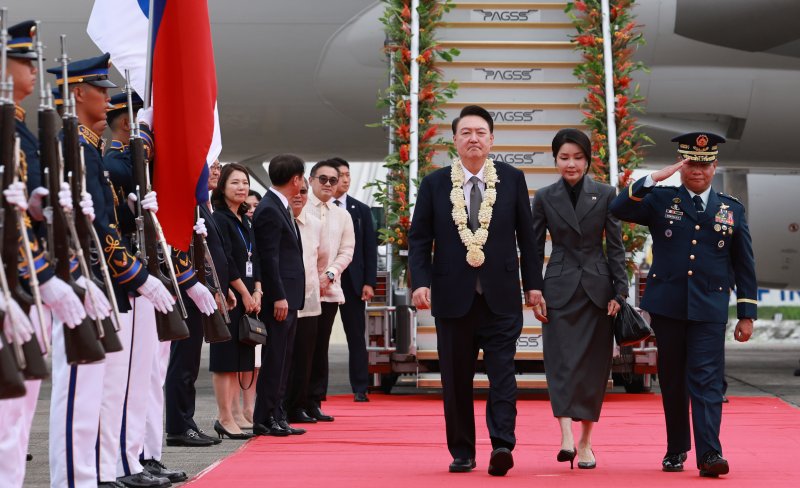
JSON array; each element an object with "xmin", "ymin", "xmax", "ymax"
[
  {"xmin": 610, "ymin": 132, "xmax": 757, "ymax": 476},
  {"xmin": 103, "ymin": 92, "xmax": 195, "ymax": 483},
  {"xmin": 46, "ymin": 53, "xmax": 171, "ymax": 488},
  {"xmin": 0, "ymin": 21, "xmax": 81, "ymax": 488}
]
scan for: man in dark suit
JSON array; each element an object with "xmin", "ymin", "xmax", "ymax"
[
  {"xmin": 409, "ymin": 105, "xmax": 543, "ymax": 476},
  {"xmin": 330, "ymin": 157, "xmax": 377, "ymax": 402},
  {"xmin": 252, "ymin": 154, "xmax": 306, "ymax": 436},
  {"xmin": 610, "ymin": 132, "xmax": 757, "ymax": 478}
]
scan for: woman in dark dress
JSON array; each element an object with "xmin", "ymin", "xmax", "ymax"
[
  {"xmin": 531, "ymin": 129, "xmax": 628, "ymax": 469},
  {"xmin": 210, "ymin": 163, "xmax": 262, "ymax": 439}
]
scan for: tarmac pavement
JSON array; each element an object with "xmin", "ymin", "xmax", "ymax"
[{"xmin": 20, "ymin": 341, "xmax": 800, "ymax": 487}]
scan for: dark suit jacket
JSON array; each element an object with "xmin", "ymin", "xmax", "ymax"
[
  {"xmin": 409, "ymin": 162, "xmax": 543, "ymax": 318},
  {"xmin": 212, "ymin": 206, "xmax": 260, "ymax": 293},
  {"xmin": 341, "ymin": 195, "xmax": 377, "ymax": 297},
  {"xmin": 610, "ymin": 177, "xmax": 757, "ymax": 323},
  {"xmin": 252, "ymin": 190, "xmax": 305, "ymax": 311},
  {"xmin": 532, "ymin": 176, "xmax": 628, "ymax": 309}
]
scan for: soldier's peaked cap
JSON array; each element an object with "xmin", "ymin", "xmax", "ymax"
[
  {"xmin": 671, "ymin": 132, "xmax": 725, "ymax": 163},
  {"xmin": 7, "ymin": 20, "xmax": 38, "ymax": 59},
  {"xmin": 46, "ymin": 52, "xmax": 117, "ymax": 88}
]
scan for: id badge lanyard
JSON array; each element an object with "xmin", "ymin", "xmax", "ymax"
[{"xmin": 237, "ymin": 225, "xmax": 254, "ymax": 278}]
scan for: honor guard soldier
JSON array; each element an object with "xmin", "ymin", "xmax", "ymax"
[
  {"xmin": 0, "ymin": 20, "xmax": 109, "ymax": 488},
  {"xmin": 104, "ymin": 91, "xmax": 216, "ymax": 483},
  {"xmin": 47, "ymin": 53, "xmax": 175, "ymax": 488},
  {"xmin": 610, "ymin": 132, "xmax": 757, "ymax": 478}
]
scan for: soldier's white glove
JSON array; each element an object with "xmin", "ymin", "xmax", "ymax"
[
  {"xmin": 79, "ymin": 192, "xmax": 95, "ymax": 222},
  {"xmin": 193, "ymin": 217, "xmax": 208, "ymax": 237},
  {"xmin": 3, "ymin": 181, "xmax": 28, "ymax": 211},
  {"xmin": 141, "ymin": 191, "xmax": 158, "ymax": 213},
  {"xmin": 137, "ymin": 275, "xmax": 175, "ymax": 314},
  {"xmin": 186, "ymin": 282, "xmax": 217, "ymax": 316},
  {"xmin": 57, "ymin": 182, "xmax": 73, "ymax": 211},
  {"xmin": 137, "ymin": 107, "xmax": 153, "ymax": 128},
  {"xmin": 76, "ymin": 276, "xmax": 111, "ymax": 320},
  {"xmin": 27, "ymin": 187, "xmax": 49, "ymax": 221},
  {"xmin": 0, "ymin": 293, "xmax": 34, "ymax": 344},
  {"xmin": 39, "ymin": 277, "xmax": 87, "ymax": 328}
]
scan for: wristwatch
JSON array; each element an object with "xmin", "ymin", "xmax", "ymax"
[{"xmin": 325, "ymin": 271, "xmax": 335, "ymax": 282}]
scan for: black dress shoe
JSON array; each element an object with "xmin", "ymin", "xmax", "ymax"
[
  {"xmin": 488, "ymin": 448, "xmax": 514, "ymax": 476},
  {"xmin": 662, "ymin": 452, "xmax": 687, "ymax": 472},
  {"xmin": 117, "ymin": 471, "xmax": 171, "ymax": 487},
  {"xmin": 354, "ymin": 391, "xmax": 369, "ymax": 402},
  {"xmin": 214, "ymin": 420, "xmax": 255, "ymax": 439},
  {"xmin": 288, "ymin": 408, "xmax": 317, "ymax": 423},
  {"xmin": 253, "ymin": 417, "xmax": 290, "ymax": 436},
  {"xmin": 277, "ymin": 419, "xmax": 306, "ymax": 435},
  {"xmin": 699, "ymin": 451, "xmax": 729, "ymax": 477},
  {"xmin": 26, "ymin": 453, "xmax": 32, "ymax": 461},
  {"xmin": 309, "ymin": 405, "xmax": 334, "ymax": 422},
  {"xmin": 98, "ymin": 482, "xmax": 126, "ymax": 488},
  {"xmin": 197, "ymin": 428, "xmax": 222, "ymax": 445},
  {"xmin": 142, "ymin": 459, "xmax": 188, "ymax": 483},
  {"xmin": 165, "ymin": 429, "xmax": 214, "ymax": 447},
  {"xmin": 449, "ymin": 458, "xmax": 476, "ymax": 473}
]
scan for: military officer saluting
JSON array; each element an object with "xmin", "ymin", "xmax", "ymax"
[{"xmin": 610, "ymin": 132, "xmax": 757, "ymax": 478}]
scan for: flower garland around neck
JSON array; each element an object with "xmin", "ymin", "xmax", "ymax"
[{"xmin": 450, "ymin": 158, "xmax": 498, "ymax": 267}]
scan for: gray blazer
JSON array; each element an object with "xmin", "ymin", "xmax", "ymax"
[{"xmin": 532, "ymin": 176, "xmax": 628, "ymax": 309}]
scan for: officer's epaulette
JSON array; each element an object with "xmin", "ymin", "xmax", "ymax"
[
  {"xmin": 717, "ymin": 192, "xmax": 742, "ymax": 204},
  {"xmin": 109, "ymin": 140, "xmax": 127, "ymax": 152}
]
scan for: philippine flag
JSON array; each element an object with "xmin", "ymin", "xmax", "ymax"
[{"xmin": 88, "ymin": 0, "xmax": 221, "ymax": 252}]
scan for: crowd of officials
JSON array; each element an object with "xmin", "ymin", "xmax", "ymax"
[{"xmin": 0, "ymin": 16, "xmax": 761, "ymax": 488}]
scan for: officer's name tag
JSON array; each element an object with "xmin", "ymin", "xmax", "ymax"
[
  {"xmin": 245, "ymin": 261, "xmax": 254, "ymax": 278},
  {"xmin": 665, "ymin": 208, "xmax": 683, "ymax": 220}
]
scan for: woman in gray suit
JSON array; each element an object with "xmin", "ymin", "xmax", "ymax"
[{"xmin": 531, "ymin": 129, "xmax": 628, "ymax": 469}]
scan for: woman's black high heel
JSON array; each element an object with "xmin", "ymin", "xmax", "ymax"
[
  {"xmin": 214, "ymin": 420, "xmax": 254, "ymax": 440},
  {"xmin": 557, "ymin": 447, "xmax": 577, "ymax": 469}
]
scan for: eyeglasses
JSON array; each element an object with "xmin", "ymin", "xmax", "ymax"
[
  {"xmin": 210, "ymin": 164, "xmax": 221, "ymax": 172},
  {"xmin": 312, "ymin": 175, "xmax": 339, "ymax": 186},
  {"xmin": 299, "ymin": 189, "xmax": 308, "ymax": 194}
]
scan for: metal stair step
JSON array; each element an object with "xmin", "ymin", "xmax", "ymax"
[
  {"xmin": 440, "ymin": 61, "xmax": 579, "ymax": 84},
  {"xmin": 445, "ymin": 2, "xmax": 570, "ymax": 23},
  {"xmin": 438, "ymin": 24, "xmax": 574, "ymax": 42}
]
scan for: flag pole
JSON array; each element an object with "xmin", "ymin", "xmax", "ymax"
[{"xmin": 143, "ymin": 0, "xmax": 155, "ymax": 109}]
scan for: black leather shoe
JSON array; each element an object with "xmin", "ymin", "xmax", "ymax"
[
  {"xmin": 277, "ymin": 419, "xmax": 306, "ymax": 435},
  {"xmin": 197, "ymin": 428, "xmax": 222, "ymax": 445},
  {"xmin": 309, "ymin": 405, "xmax": 334, "ymax": 422},
  {"xmin": 26, "ymin": 453, "xmax": 32, "ymax": 461},
  {"xmin": 98, "ymin": 482, "xmax": 126, "ymax": 488},
  {"xmin": 288, "ymin": 408, "xmax": 318, "ymax": 423},
  {"xmin": 214, "ymin": 420, "xmax": 255, "ymax": 439},
  {"xmin": 699, "ymin": 451, "xmax": 729, "ymax": 477},
  {"xmin": 354, "ymin": 392, "xmax": 369, "ymax": 402},
  {"xmin": 117, "ymin": 471, "xmax": 171, "ymax": 487},
  {"xmin": 142, "ymin": 459, "xmax": 188, "ymax": 483},
  {"xmin": 165, "ymin": 429, "xmax": 214, "ymax": 447},
  {"xmin": 253, "ymin": 417, "xmax": 290, "ymax": 436},
  {"xmin": 662, "ymin": 452, "xmax": 687, "ymax": 472},
  {"xmin": 488, "ymin": 448, "xmax": 514, "ymax": 476},
  {"xmin": 448, "ymin": 458, "xmax": 476, "ymax": 473}
]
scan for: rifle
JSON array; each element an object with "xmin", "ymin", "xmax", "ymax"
[
  {"xmin": 192, "ymin": 207, "xmax": 230, "ymax": 343},
  {"xmin": 125, "ymin": 70, "xmax": 188, "ymax": 341},
  {"xmin": 0, "ymin": 6, "xmax": 26, "ymax": 398},
  {"xmin": 56, "ymin": 35, "xmax": 106, "ymax": 364}
]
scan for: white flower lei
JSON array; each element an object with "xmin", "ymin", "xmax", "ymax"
[{"xmin": 450, "ymin": 158, "xmax": 498, "ymax": 267}]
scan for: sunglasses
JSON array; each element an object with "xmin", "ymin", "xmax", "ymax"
[{"xmin": 312, "ymin": 175, "xmax": 339, "ymax": 186}]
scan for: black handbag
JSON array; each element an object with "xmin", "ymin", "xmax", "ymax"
[
  {"xmin": 613, "ymin": 300, "xmax": 653, "ymax": 346},
  {"xmin": 239, "ymin": 313, "xmax": 267, "ymax": 346}
]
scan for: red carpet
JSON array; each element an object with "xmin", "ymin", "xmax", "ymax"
[{"xmin": 186, "ymin": 393, "xmax": 799, "ymax": 487}]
